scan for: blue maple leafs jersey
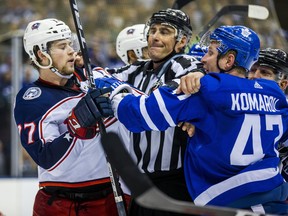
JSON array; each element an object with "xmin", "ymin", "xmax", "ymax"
[{"xmin": 115, "ymin": 73, "xmax": 288, "ymax": 206}]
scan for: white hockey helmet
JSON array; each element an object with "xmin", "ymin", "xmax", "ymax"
[
  {"xmin": 23, "ymin": 18, "xmax": 72, "ymax": 67},
  {"xmin": 116, "ymin": 24, "xmax": 148, "ymax": 64}
]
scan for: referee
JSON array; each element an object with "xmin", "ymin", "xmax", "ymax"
[{"xmin": 110, "ymin": 8, "xmax": 204, "ymax": 216}]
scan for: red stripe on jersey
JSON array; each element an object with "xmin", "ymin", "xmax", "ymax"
[
  {"xmin": 39, "ymin": 93, "xmax": 85, "ymax": 145},
  {"xmin": 39, "ymin": 177, "xmax": 111, "ymax": 188},
  {"xmin": 47, "ymin": 136, "xmax": 77, "ymax": 172},
  {"xmin": 95, "ymin": 117, "xmax": 118, "ymax": 132}
]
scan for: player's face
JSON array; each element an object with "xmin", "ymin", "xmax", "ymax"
[
  {"xmin": 141, "ymin": 47, "xmax": 149, "ymax": 60},
  {"xmin": 201, "ymin": 42, "xmax": 220, "ymax": 73},
  {"xmin": 248, "ymin": 64, "xmax": 288, "ymax": 92},
  {"xmin": 147, "ymin": 24, "xmax": 177, "ymax": 62},
  {"xmin": 248, "ymin": 63, "xmax": 259, "ymax": 79},
  {"xmin": 49, "ymin": 39, "xmax": 76, "ymax": 75},
  {"xmin": 249, "ymin": 65, "xmax": 277, "ymax": 81}
]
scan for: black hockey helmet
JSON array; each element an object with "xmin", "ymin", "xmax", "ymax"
[
  {"xmin": 146, "ymin": 8, "xmax": 192, "ymax": 42},
  {"xmin": 258, "ymin": 48, "xmax": 288, "ymax": 76}
]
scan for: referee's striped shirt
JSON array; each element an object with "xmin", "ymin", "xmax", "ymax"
[{"xmin": 110, "ymin": 54, "xmax": 203, "ymax": 176}]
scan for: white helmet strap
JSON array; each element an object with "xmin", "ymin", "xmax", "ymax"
[
  {"xmin": 34, "ymin": 52, "xmax": 73, "ymax": 79},
  {"xmin": 50, "ymin": 67, "xmax": 73, "ymax": 79},
  {"xmin": 33, "ymin": 52, "xmax": 52, "ymax": 69}
]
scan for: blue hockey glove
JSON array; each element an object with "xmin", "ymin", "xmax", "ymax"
[
  {"xmin": 93, "ymin": 67, "xmax": 133, "ymax": 98},
  {"xmin": 95, "ymin": 77, "xmax": 125, "ymax": 90},
  {"xmin": 94, "ymin": 77, "xmax": 133, "ymax": 99},
  {"xmin": 65, "ymin": 87, "xmax": 113, "ymax": 139}
]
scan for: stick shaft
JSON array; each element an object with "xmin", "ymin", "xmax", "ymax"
[
  {"xmin": 172, "ymin": 0, "xmax": 195, "ymax": 9},
  {"xmin": 69, "ymin": 1, "xmax": 127, "ymax": 215},
  {"xmin": 198, "ymin": 5, "xmax": 247, "ymax": 38},
  {"xmin": 102, "ymin": 132, "xmax": 270, "ymax": 216},
  {"xmin": 69, "ymin": 0, "xmax": 94, "ymax": 88},
  {"xmin": 198, "ymin": 5, "xmax": 269, "ymax": 39},
  {"xmin": 69, "ymin": 0, "xmax": 107, "ymax": 134}
]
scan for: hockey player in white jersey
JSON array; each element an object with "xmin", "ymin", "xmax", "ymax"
[
  {"xmin": 14, "ymin": 18, "xmax": 127, "ymax": 216},
  {"xmin": 116, "ymin": 23, "xmax": 149, "ymax": 65},
  {"xmin": 110, "ymin": 25, "xmax": 288, "ymax": 215}
]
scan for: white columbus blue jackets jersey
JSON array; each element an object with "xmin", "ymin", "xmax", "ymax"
[
  {"xmin": 14, "ymin": 78, "xmax": 121, "ymax": 188},
  {"xmin": 114, "ymin": 73, "xmax": 288, "ymax": 206}
]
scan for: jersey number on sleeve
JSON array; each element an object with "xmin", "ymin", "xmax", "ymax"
[
  {"xmin": 18, "ymin": 122, "xmax": 36, "ymax": 145},
  {"xmin": 230, "ymin": 114, "xmax": 283, "ymax": 166}
]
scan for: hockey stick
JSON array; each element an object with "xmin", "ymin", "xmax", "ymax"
[
  {"xmin": 187, "ymin": 4, "xmax": 269, "ymax": 54},
  {"xmin": 69, "ymin": 0, "xmax": 94, "ymax": 88},
  {"xmin": 172, "ymin": 0, "xmax": 195, "ymax": 9},
  {"xmin": 101, "ymin": 132, "xmax": 277, "ymax": 216},
  {"xmin": 69, "ymin": 1, "xmax": 127, "ymax": 215},
  {"xmin": 197, "ymin": 4, "xmax": 269, "ymax": 39}
]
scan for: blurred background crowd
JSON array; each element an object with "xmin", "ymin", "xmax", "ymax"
[{"xmin": 0, "ymin": 0, "xmax": 287, "ymax": 177}]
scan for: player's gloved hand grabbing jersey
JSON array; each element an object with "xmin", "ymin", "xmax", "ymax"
[
  {"xmin": 93, "ymin": 67, "xmax": 133, "ymax": 99},
  {"xmin": 65, "ymin": 87, "xmax": 113, "ymax": 139}
]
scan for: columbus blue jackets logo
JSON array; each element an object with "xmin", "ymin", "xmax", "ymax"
[
  {"xmin": 31, "ymin": 22, "xmax": 40, "ymax": 30},
  {"xmin": 23, "ymin": 87, "xmax": 42, "ymax": 100},
  {"xmin": 126, "ymin": 28, "xmax": 135, "ymax": 35}
]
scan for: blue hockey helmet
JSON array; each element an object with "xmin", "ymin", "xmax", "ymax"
[
  {"xmin": 187, "ymin": 43, "xmax": 207, "ymax": 61},
  {"xmin": 203, "ymin": 25, "xmax": 260, "ymax": 72}
]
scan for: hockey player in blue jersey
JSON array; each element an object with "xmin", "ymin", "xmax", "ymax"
[
  {"xmin": 13, "ymin": 18, "xmax": 128, "ymax": 216},
  {"xmin": 109, "ymin": 25, "xmax": 288, "ymax": 215},
  {"xmin": 183, "ymin": 47, "xmax": 288, "ymax": 183}
]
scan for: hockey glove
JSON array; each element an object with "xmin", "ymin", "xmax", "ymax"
[
  {"xmin": 92, "ymin": 67, "xmax": 113, "ymax": 79},
  {"xmin": 93, "ymin": 67, "xmax": 134, "ymax": 97},
  {"xmin": 65, "ymin": 87, "xmax": 113, "ymax": 139},
  {"xmin": 94, "ymin": 77, "xmax": 133, "ymax": 99}
]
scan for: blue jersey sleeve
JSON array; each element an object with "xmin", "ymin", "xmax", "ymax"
[
  {"xmin": 14, "ymin": 84, "xmax": 79, "ymax": 170},
  {"xmin": 117, "ymin": 86, "xmax": 207, "ymax": 132}
]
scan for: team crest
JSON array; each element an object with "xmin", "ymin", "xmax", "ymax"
[
  {"xmin": 23, "ymin": 87, "xmax": 42, "ymax": 100},
  {"xmin": 31, "ymin": 22, "xmax": 40, "ymax": 30},
  {"xmin": 126, "ymin": 28, "xmax": 135, "ymax": 35},
  {"xmin": 241, "ymin": 27, "xmax": 251, "ymax": 38}
]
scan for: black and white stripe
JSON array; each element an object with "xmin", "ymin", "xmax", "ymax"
[{"xmin": 111, "ymin": 55, "xmax": 202, "ymax": 174}]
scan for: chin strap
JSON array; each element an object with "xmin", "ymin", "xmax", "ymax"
[
  {"xmin": 50, "ymin": 67, "xmax": 73, "ymax": 79},
  {"xmin": 33, "ymin": 52, "xmax": 73, "ymax": 79}
]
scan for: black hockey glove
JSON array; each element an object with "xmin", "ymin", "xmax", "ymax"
[{"xmin": 65, "ymin": 87, "xmax": 113, "ymax": 139}]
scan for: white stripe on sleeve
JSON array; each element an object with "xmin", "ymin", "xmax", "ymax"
[
  {"xmin": 154, "ymin": 90, "xmax": 176, "ymax": 127},
  {"xmin": 139, "ymin": 96, "xmax": 159, "ymax": 130}
]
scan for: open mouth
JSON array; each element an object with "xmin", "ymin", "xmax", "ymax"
[{"xmin": 67, "ymin": 59, "xmax": 74, "ymax": 64}]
